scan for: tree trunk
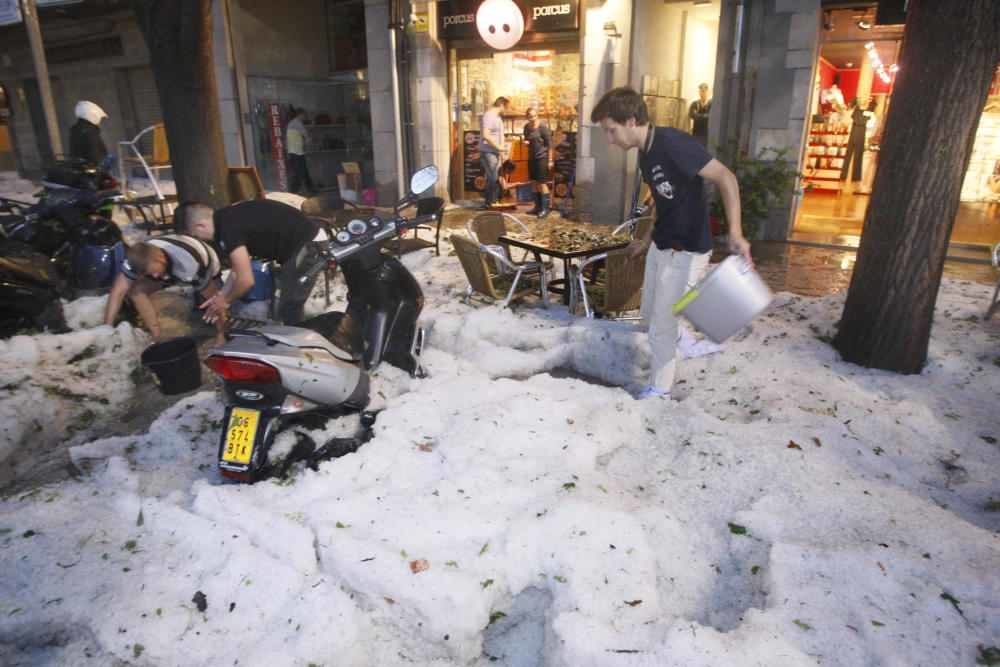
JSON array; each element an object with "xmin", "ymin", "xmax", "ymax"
[
  {"xmin": 833, "ymin": 0, "xmax": 1000, "ymax": 373},
  {"xmin": 131, "ymin": 0, "xmax": 229, "ymax": 209}
]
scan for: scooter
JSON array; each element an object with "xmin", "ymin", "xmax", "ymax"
[
  {"xmin": 0, "ymin": 240, "xmax": 69, "ymax": 338},
  {"xmin": 0, "ymin": 187, "xmax": 125, "ymax": 295},
  {"xmin": 203, "ymin": 165, "xmax": 441, "ymax": 482}
]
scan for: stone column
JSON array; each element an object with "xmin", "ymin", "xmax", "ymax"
[
  {"xmin": 857, "ymin": 54, "xmax": 873, "ymax": 105},
  {"xmin": 410, "ymin": 1, "xmax": 451, "ymax": 200},
  {"xmin": 575, "ymin": 0, "xmax": 634, "ymax": 225},
  {"xmin": 366, "ymin": 0, "xmax": 400, "ymax": 204}
]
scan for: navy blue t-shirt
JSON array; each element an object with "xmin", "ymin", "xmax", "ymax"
[{"xmin": 638, "ymin": 127, "xmax": 713, "ymax": 253}]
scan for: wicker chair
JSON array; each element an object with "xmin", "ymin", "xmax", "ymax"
[
  {"xmin": 571, "ymin": 217, "xmax": 653, "ymax": 319},
  {"xmin": 450, "ymin": 233, "xmax": 549, "ymax": 309}
]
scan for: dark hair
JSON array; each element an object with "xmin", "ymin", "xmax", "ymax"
[
  {"xmin": 173, "ymin": 201, "xmax": 213, "ymax": 233},
  {"xmin": 493, "ymin": 96, "xmax": 510, "ymax": 107},
  {"xmin": 590, "ymin": 87, "xmax": 649, "ymax": 125},
  {"xmin": 867, "ymin": 98, "xmax": 877, "ymax": 112}
]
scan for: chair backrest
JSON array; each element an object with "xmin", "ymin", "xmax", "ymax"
[
  {"xmin": 602, "ymin": 247, "xmax": 646, "ymax": 312},
  {"xmin": 450, "ymin": 233, "xmax": 498, "ymax": 299},
  {"xmin": 469, "ymin": 211, "xmax": 506, "ymax": 246},
  {"xmin": 634, "ymin": 216, "xmax": 654, "ymax": 240},
  {"xmin": 228, "ymin": 166, "xmax": 266, "ymax": 203},
  {"xmin": 416, "ymin": 196, "xmax": 445, "ymax": 218},
  {"xmin": 151, "ymin": 124, "xmax": 169, "ymax": 165}
]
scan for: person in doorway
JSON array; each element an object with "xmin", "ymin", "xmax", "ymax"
[
  {"xmin": 286, "ymin": 107, "xmax": 314, "ymax": 195},
  {"xmin": 839, "ymin": 98, "xmax": 867, "ymax": 189},
  {"xmin": 688, "ymin": 83, "xmax": 712, "ymax": 145},
  {"xmin": 69, "ymin": 100, "xmax": 109, "ymax": 166},
  {"xmin": 177, "ymin": 199, "xmax": 320, "ymax": 326},
  {"xmin": 103, "ymin": 235, "xmax": 224, "ymax": 343},
  {"xmin": 523, "ymin": 107, "xmax": 552, "ymax": 217},
  {"xmin": 590, "ymin": 86, "xmax": 751, "ymax": 400},
  {"xmin": 479, "ymin": 96, "xmax": 510, "ymax": 209}
]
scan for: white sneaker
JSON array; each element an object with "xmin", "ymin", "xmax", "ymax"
[{"xmin": 635, "ymin": 385, "xmax": 671, "ymax": 400}]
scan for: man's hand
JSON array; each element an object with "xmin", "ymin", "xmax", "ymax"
[
  {"xmin": 729, "ymin": 235, "xmax": 753, "ymax": 268},
  {"xmin": 199, "ymin": 293, "xmax": 229, "ymax": 325},
  {"xmin": 627, "ymin": 238, "xmax": 649, "ymax": 258}
]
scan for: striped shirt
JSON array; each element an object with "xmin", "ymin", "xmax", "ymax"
[{"xmin": 121, "ymin": 234, "xmax": 221, "ymax": 291}]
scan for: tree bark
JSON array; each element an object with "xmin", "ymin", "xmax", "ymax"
[
  {"xmin": 131, "ymin": 0, "xmax": 229, "ymax": 209},
  {"xmin": 833, "ymin": 0, "xmax": 1000, "ymax": 373}
]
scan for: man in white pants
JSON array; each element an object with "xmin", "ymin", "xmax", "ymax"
[{"xmin": 590, "ymin": 87, "xmax": 752, "ymax": 399}]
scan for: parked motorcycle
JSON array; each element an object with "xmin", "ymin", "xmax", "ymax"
[
  {"xmin": 203, "ymin": 165, "xmax": 441, "ymax": 482},
  {"xmin": 0, "ymin": 239, "xmax": 69, "ymax": 337}
]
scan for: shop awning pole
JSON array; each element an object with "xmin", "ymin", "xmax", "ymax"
[{"xmin": 20, "ymin": 0, "xmax": 63, "ymax": 158}]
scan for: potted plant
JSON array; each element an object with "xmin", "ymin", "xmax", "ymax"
[{"xmin": 710, "ymin": 144, "xmax": 802, "ymax": 241}]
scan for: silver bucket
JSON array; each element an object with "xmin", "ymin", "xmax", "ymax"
[{"xmin": 672, "ymin": 255, "xmax": 773, "ymax": 343}]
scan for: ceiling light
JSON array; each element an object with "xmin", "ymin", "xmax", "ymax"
[
  {"xmin": 857, "ymin": 19, "xmax": 872, "ymax": 30},
  {"xmin": 845, "ymin": 62, "xmax": 854, "ymax": 67}
]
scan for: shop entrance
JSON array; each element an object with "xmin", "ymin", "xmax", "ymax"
[
  {"xmin": 793, "ymin": 5, "xmax": 1000, "ymax": 251},
  {"xmin": 449, "ymin": 40, "xmax": 580, "ymax": 209}
]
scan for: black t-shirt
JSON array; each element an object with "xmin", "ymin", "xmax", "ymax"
[
  {"xmin": 639, "ymin": 127, "xmax": 713, "ymax": 253},
  {"xmin": 523, "ymin": 122, "xmax": 551, "ymax": 161},
  {"xmin": 213, "ymin": 199, "xmax": 317, "ymax": 263}
]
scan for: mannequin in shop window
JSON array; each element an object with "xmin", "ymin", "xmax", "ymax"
[
  {"xmin": 688, "ymin": 83, "xmax": 712, "ymax": 145},
  {"xmin": 839, "ymin": 98, "xmax": 867, "ymax": 190},
  {"xmin": 821, "ymin": 75, "xmax": 847, "ymax": 130},
  {"xmin": 857, "ymin": 98, "xmax": 880, "ymax": 195}
]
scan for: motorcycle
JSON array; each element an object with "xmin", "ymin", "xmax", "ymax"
[
  {"xmin": 0, "ymin": 239, "xmax": 69, "ymax": 337},
  {"xmin": 203, "ymin": 165, "xmax": 441, "ymax": 482}
]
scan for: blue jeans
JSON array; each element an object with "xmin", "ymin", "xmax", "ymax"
[{"xmin": 480, "ymin": 151, "xmax": 500, "ymax": 205}]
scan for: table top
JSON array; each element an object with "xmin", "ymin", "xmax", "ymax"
[{"xmin": 500, "ymin": 220, "xmax": 628, "ymax": 260}]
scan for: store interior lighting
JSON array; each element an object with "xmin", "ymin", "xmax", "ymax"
[
  {"xmin": 865, "ymin": 41, "xmax": 896, "ymax": 84},
  {"xmin": 857, "ymin": 19, "xmax": 872, "ymax": 30}
]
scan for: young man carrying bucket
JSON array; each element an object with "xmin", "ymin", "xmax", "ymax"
[
  {"xmin": 103, "ymin": 234, "xmax": 224, "ymax": 343},
  {"xmin": 590, "ymin": 87, "xmax": 752, "ymax": 400}
]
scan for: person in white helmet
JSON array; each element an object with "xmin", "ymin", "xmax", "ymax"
[{"xmin": 69, "ymin": 100, "xmax": 109, "ymax": 166}]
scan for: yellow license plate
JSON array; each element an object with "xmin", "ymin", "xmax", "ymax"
[{"xmin": 222, "ymin": 408, "xmax": 260, "ymax": 465}]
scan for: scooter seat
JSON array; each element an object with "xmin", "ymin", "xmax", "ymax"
[{"xmin": 232, "ymin": 322, "xmax": 360, "ymax": 363}]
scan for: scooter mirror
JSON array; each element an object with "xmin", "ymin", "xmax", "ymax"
[{"xmin": 409, "ymin": 165, "xmax": 438, "ymax": 195}]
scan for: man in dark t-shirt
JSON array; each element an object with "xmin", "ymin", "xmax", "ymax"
[
  {"xmin": 590, "ymin": 86, "xmax": 751, "ymax": 400},
  {"xmin": 178, "ymin": 199, "xmax": 320, "ymax": 326},
  {"xmin": 523, "ymin": 107, "xmax": 552, "ymax": 217}
]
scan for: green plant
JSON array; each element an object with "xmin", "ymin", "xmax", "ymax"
[{"xmin": 711, "ymin": 144, "xmax": 802, "ymax": 240}]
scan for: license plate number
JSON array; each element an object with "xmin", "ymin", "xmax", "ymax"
[{"xmin": 222, "ymin": 408, "xmax": 259, "ymax": 465}]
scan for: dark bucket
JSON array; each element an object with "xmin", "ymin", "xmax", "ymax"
[{"xmin": 141, "ymin": 337, "xmax": 202, "ymax": 395}]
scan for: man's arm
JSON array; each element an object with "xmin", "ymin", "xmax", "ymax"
[
  {"xmin": 698, "ymin": 158, "xmax": 752, "ymax": 266},
  {"xmin": 200, "ymin": 246, "xmax": 255, "ymax": 324},
  {"xmin": 103, "ymin": 272, "xmax": 133, "ymax": 327}
]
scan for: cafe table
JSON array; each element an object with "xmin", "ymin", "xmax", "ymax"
[{"xmin": 499, "ymin": 219, "xmax": 629, "ymax": 306}]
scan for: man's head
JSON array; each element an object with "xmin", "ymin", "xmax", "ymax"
[
  {"xmin": 698, "ymin": 83, "xmax": 709, "ymax": 101},
  {"xmin": 590, "ymin": 87, "xmax": 649, "ymax": 151},
  {"xmin": 493, "ymin": 96, "xmax": 510, "ymax": 111},
  {"xmin": 126, "ymin": 243, "xmax": 169, "ymax": 280},
  {"xmin": 175, "ymin": 202, "xmax": 215, "ymax": 241}
]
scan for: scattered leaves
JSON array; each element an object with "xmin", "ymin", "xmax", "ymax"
[
  {"xmin": 873, "ymin": 446, "xmax": 884, "ymax": 456},
  {"xmin": 751, "ymin": 565, "xmax": 761, "ymax": 575},
  {"xmin": 871, "ymin": 620, "xmax": 884, "ymax": 627},
  {"xmin": 192, "ymin": 591, "xmax": 208, "ymax": 613},
  {"xmin": 335, "ymin": 521, "xmax": 349, "ymax": 528},
  {"xmin": 479, "ymin": 542, "xmax": 490, "ymax": 556},
  {"xmin": 133, "ymin": 644, "xmax": 144, "ymax": 659},
  {"xmin": 624, "ymin": 599, "xmax": 642, "ymax": 607},
  {"xmin": 812, "ymin": 437, "xmax": 823, "ymax": 447},
  {"xmin": 410, "ymin": 559, "xmax": 430, "ymax": 574},
  {"xmin": 793, "ymin": 619, "xmax": 812, "ymax": 631},
  {"xmin": 941, "ymin": 591, "xmax": 965, "ymax": 618},
  {"xmin": 562, "ymin": 482, "xmax": 576, "ymax": 490},
  {"xmin": 980, "ymin": 435, "xmax": 997, "ymax": 444},
  {"xmin": 445, "ymin": 560, "xmax": 459, "ymax": 568},
  {"xmin": 488, "ymin": 611, "xmax": 507, "ymax": 625},
  {"xmin": 123, "ymin": 539, "xmax": 138, "ymax": 553},
  {"xmin": 787, "ymin": 441, "xmax": 803, "ymax": 451},
  {"xmin": 728, "ymin": 522, "xmax": 748, "ymax": 536},
  {"xmin": 553, "ymin": 575, "xmax": 567, "ymax": 583},
  {"xmin": 481, "ymin": 579, "xmax": 494, "ymax": 589},
  {"xmin": 21, "ymin": 530, "xmax": 36, "ymax": 538},
  {"xmin": 977, "ymin": 645, "xmax": 1000, "ymax": 666}
]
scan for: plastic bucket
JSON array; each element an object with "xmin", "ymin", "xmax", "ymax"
[
  {"xmin": 141, "ymin": 337, "xmax": 202, "ymax": 395},
  {"xmin": 672, "ymin": 255, "xmax": 773, "ymax": 343}
]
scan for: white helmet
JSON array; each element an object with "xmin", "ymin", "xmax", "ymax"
[{"xmin": 74, "ymin": 100, "xmax": 108, "ymax": 125}]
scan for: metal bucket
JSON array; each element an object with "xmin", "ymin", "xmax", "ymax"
[{"xmin": 673, "ymin": 255, "xmax": 773, "ymax": 343}]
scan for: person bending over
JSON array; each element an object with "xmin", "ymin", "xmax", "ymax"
[
  {"xmin": 177, "ymin": 199, "xmax": 320, "ymax": 327},
  {"xmin": 103, "ymin": 234, "xmax": 223, "ymax": 342}
]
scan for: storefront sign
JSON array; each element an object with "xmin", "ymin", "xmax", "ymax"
[
  {"xmin": 439, "ymin": 0, "xmax": 577, "ymax": 40},
  {"xmin": 268, "ymin": 103, "xmax": 288, "ymax": 192},
  {"xmin": 463, "ymin": 130, "xmax": 484, "ymax": 192},
  {"xmin": 412, "ymin": 10, "xmax": 429, "ymax": 32}
]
